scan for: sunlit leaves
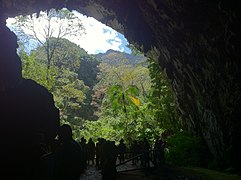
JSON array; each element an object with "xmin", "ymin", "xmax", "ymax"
[
  {"xmin": 85, "ymin": 52, "xmax": 168, "ymax": 143},
  {"xmin": 53, "ymin": 69, "xmax": 89, "ymax": 125},
  {"xmin": 20, "ymin": 42, "xmax": 89, "ymax": 129},
  {"xmin": 20, "ymin": 51, "xmax": 57, "ymax": 91},
  {"xmin": 81, "ymin": 49, "xmax": 181, "ymax": 143},
  {"xmin": 128, "ymin": 95, "xmax": 141, "ymax": 106}
]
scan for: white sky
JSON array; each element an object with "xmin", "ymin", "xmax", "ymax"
[
  {"xmin": 6, "ymin": 10, "xmax": 131, "ymax": 54},
  {"xmin": 72, "ymin": 11, "xmax": 130, "ymax": 54}
]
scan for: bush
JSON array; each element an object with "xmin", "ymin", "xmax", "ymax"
[{"xmin": 165, "ymin": 131, "xmax": 206, "ymax": 167}]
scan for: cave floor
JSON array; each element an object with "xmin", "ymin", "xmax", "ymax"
[
  {"xmin": 79, "ymin": 163, "xmax": 241, "ymax": 180},
  {"xmin": 117, "ymin": 164, "xmax": 241, "ymax": 180}
]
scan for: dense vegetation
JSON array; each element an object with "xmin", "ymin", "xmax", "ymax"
[
  {"xmin": 18, "ymin": 38, "xmax": 209, "ymax": 167},
  {"xmin": 80, "ymin": 49, "xmax": 181, "ymax": 145},
  {"xmin": 12, "ymin": 9, "xmax": 208, "ymax": 168},
  {"xmin": 19, "ymin": 38, "xmax": 100, "ymax": 132}
]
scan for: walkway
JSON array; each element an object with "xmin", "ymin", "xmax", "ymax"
[
  {"xmin": 78, "ymin": 160, "xmax": 241, "ymax": 180},
  {"xmin": 78, "ymin": 163, "xmax": 216, "ymax": 180},
  {"xmin": 79, "ymin": 166, "xmax": 101, "ymax": 180},
  {"xmin": 79, "ymin": 160, "xmax": 154, "ymax": 180}
]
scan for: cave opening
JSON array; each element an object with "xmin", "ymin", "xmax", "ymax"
[
  {"xmin": 1, "ymin": 6, "xmax": 187, "ymax": 178},
  {"xmin": 1, "ymin": 0, "xmax": 241, "ymax": 177},
  {"xmin": 5, "ymin": 7, "xmax": 180, "ymax": 145}
]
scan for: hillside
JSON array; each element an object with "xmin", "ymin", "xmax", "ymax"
[{"xmin": 95, "ymin": 49, "xmax": 146, "ymax": 66}]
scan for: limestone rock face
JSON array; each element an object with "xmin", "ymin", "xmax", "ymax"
[{"xmin": 1, "ymin": 0, "xmax": 241, "ymax": 171}]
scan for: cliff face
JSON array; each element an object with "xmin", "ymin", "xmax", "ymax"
[{"xmin": 1, "ymin": 0, "xmax": 241, "ymax": 171}]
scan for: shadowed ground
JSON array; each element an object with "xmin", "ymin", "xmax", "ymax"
[{"xmin": 79, "ymin": 163, "xmax": 241, "ymax": 180}]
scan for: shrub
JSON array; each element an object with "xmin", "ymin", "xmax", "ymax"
[{"xmin": 165, "ymin": 131, "xmax": 206, "ymax": 167}]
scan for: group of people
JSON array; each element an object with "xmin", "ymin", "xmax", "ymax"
[
  {"xmin": 1, "ymin": 16, "xmax": 166, "ymax": 180},
  {"xmin": 77, "ymin": 137, "xmax": 127, "ymax": 179},
  {"xmin": 130, "ymin": 138, "xmax": 166, "ymax": 169},
  {"xmin": 73, "ymin": 136, "xmax": 167, "ymax": 179}
]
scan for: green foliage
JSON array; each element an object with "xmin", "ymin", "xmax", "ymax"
[
  {"xmin": 20, "ymin": 26, "xmax": 181, "ymax": 150},
  {"xmin": 95, "ymin": 56, "xmax": 150, "ymax": 115},
  {"xmin": 78, "ymin": 57, "xmax": 99, "ymax": 88},
  {"xmin": 80, "ymin": 116, "xmax": 124, "ymax": 142},
  {"xmin": 147, "ymin": 49, "xmax": 181, "ymax": 131},
  {"xmin": 77, "ymin": 55, "xmax": 100, "ymax": 120},
  {"xmin": 34, "ymin": 37, "xmax": 99, "ymax": 120},
  {"xmin": 54, "ymin": 69, "xmax": 89, "ymax": 126},
  {"xmin": 107, "ymin": 84, "xmax": 140, "ymax": 115},
  {"xmin": 20, "ymin": 42, "xmax": 89, "ymax": 131},
  {"xmin": 20, "ymin": 51, "xmax": 57, "ymax": 91},
  {"xmin": 166, "ymin": 132, "xmax": 205, "ymax": 167},
  {"xmin": 34, "ymin": 38, "xmax": 85, "ymax": 72},
  {"xmin": 13, "ymin": 8, "xmax": 85, "ymax": 81},
  {"xmin": 80, "ymin": 114, "xmax": 164, "ymax": 145},
  {"xmin": 81, "ymin": 51, "xmax": 178, "ymax": 144},
  {"xmin": 78, "ymin": 51, "xmax": 99, "ymax": 120}
]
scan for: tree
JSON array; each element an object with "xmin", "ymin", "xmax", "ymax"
[
  {"xmin": 92, "ymin": 59, "xmax": 151, "ymax": 118},
  {"xmin": 54, "ymin": 69, "xmax": 89, "ymax": 126},
  {"xmin": 19, "ymin": 49, "xmax": 57, "ymax": 91},
  {"xmin": 80, "ymin": 49, "xmax": 181, "ymax": 143},
  {"xmin": 77, "ymin": 57, "xmax": 100, "ymax": 120},
  {"xmin": 33, "ymin": 37, "xmax": 85, "ymax": 72},
  {"xmin": 86, "ymin": 53, "xmax": 156, "ymax": 142},
  {"xmin": 13, "ymin": 8, "xmax": 85, "ymax": 81},
  {"xmin": 20, "ymin": 45, "xmax": 89, "ymax": 129}
]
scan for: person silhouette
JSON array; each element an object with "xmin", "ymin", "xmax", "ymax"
[
  {"xmin": 95, "ymin": 137, "xmax": 102, "ymax": 169},
  {"xmin": 130, "ymin": 140, "xmax": 138, "ymax": 165},
  {"xmin": 79, "ymin": 137, "xmax": 88, "ymax": 169},
  {"xmin": 51, "ymin": 124, "xmax": 84, "ymax": 180},
  {"xmin": 117, "ymin": 138, "xmax": 126, "ymax": 163},
  {"xmin": 0, "ymin": 16, "xmax": 60, "ymax": 179},
  {"xmin": 142, "ymin": 138, "xmax": 150, "ymax": 176},
  {"xmin": 101, "ymin": 140, "xmax": 117, "ymax": 180},
  {"xmin": 87, "ymin": 138, "xmax": 96, "ymax": 165}
]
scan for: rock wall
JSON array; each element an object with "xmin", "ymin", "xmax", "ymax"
[{"xmin": 1, "ymin": 0, "xmax": 241, "ymax": 171}]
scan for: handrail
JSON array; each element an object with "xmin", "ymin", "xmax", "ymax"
[
  {"xmin": 115, "ymin": 153, "xmax": 144, "ymax": 167},
  {"xmin": 115, "ymin": 149, "xmax": 156, "ymax": 167}
]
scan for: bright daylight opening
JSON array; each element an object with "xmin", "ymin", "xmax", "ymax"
[
  {"xmin": 7, "ymin": 8, "xmax": 131, "ymax": 54},
  {"xmin": 6, "ymin": 8, "xmax": 179, "ymax": 177},
  {"xmin": 6, "ymin": 7, "xmax": 178, "ymax": 144}
]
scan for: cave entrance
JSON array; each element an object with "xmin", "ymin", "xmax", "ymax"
[
  {"xmin": 5, "ymin": 7, "xmax": 180, "ymax": 143},
  {"xmin": 2, "ymin": 0, "xmax": 241, "ymax": 173}
]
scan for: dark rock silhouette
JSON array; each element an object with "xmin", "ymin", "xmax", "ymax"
[{"xmin": 0, "ymin": 17, "xmax": 60, "ymax": 179}]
